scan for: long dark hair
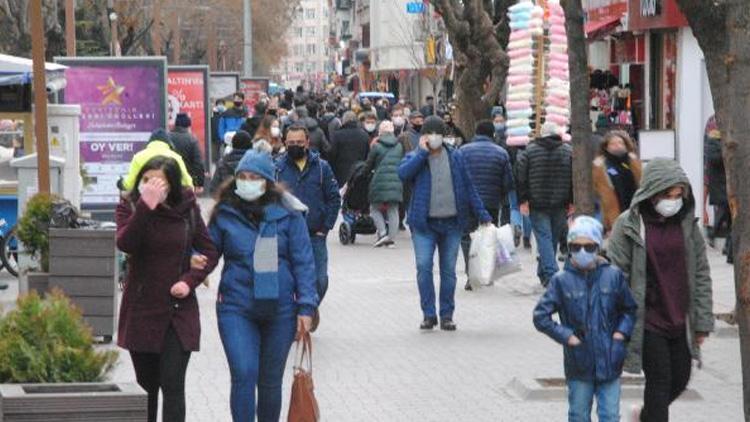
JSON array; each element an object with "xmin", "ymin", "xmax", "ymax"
[
  {"xmin": 210, "ymin": 177, "xmax": 285, "ymax": 224},
  {"xmin": 130, "ymin": 156, "xmax": 184, "ymax": 206}
]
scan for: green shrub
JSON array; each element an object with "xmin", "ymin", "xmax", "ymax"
[
  {"xmin": 0, "ymin": 289, "xmax": 118, "ymax": 383},
  {"xmin": 16, "ymin": 193, "xmax": 57, "ymax": 272}
]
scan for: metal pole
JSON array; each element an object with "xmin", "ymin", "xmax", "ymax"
[
  {"xmin": 65, "ymin": 0, "xmax": 76, "ymax": 56},
  {"xmin": 152, "ymin": 0, "xmax": 162, "ymax": 55},
  {"xmin": 29, "ymin": 0, "xmax": 51, "ymax": 194},
  {"xmin": 243, "ymin": 0, "xmax": 252, "ymax": 77}
]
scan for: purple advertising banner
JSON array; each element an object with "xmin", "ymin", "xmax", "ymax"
[{"xmin": 56, "ymin": 57, "xmax": 166, "ymax": 207}]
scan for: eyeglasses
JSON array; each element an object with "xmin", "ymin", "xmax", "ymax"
[{"xmin": 569, "ymin": 244, "xmax": 598, "ymax": 253}]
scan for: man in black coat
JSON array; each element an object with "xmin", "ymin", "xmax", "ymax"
[
  {"xmin": 516, "ymin": 123, "xmax": 573, "ymax": 286},
  {"xmin": 704, "ymin": 122, "xmax": 731, "ymax": 261},
  {"xmin": 327, "ymin": 111, "xmax": 370, "ymax": 186},
  {"xmin": 169, "ymin": 113, "xmax": 206, "ymax": 191}
]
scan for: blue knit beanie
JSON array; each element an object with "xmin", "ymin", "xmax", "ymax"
[
  {"xmin": 567, "ymin": 216, "xmax": 604, "ymax": 246},
  {"xmin": 235, "ymin": 150, "xmax": 275, "ymax": 181}
]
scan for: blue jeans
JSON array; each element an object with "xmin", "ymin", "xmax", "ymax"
[
  {"xmin": 509, "ymin": 191, "xmax": 532, "ymax": 238},
  {"xmin": 529, "ymin": 208, "xmax": 568, "ymax": 285},
  {"xmin": 310, "ymin": 234, "xmax": 329, "ymax": 302},
  {"xmin": 411, "ymin": 217, "xmax": 462, "ymax": 319},
  {"xmin": 567, "ymin": 378, "xmax": 621, "ymax": 422},
  {"xmin": 217, "ymin": 304, "xmax": 297, "ymax": 422}
]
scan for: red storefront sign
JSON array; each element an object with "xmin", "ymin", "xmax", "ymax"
[
  {"xmin": 627, "ymin": 0, "xmax": 688, "ymax": 31},
  {"xmin": 239, "ymin": 78, "xmax": 269, "ymax": 114},
  {"xmin": 168, "ymin": 67, "xmax": 210, "ymax": 166},
  {"xmin": 586, "ymin": 0, "xmax": 627, "ymax": 22}
]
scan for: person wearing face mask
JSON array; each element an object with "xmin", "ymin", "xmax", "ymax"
[
  {"xmin": 116, "ymin": 156, "xmax": 219, "ymax": 422},
  {"xmin": 327, "ymin": 111, "xmax": 371, "ymax": 186},
  {"xmin": 534, "ymin": 216, "xmax": 637, "ymax": 422},
  {"xmin": 391, "ymin": 105, "xmax": 407, "ymax": 137},
  {"xmin": 208, "ymin": 150, "xmax": 318, "ymax": 422},
  {"xmin": 211, "ymin": 99, "xmax": 228, "ymax": 163},
  {"xmin": 405, "ymin": 111, "xmax": 424, "ymax": 151},
  {"xmin": 398, "ymin": 116, "xmax": 492, "ymax": 331},
  {"xmin": 210, "ymin": 130, "xmax": 253, "ymax": 195},
  {"xmin": 442, "ymin": 111, "xmax": 465, "ymax": 147},
  {"xmin": 217, "ymin": 92, "xmax": 249, "ymax": 151},
  {"xmin": 492, "ymin": 110, "xmax": 507, "ymax": 146},
  {"xmin": 607, "ymin": 158, "xmax": 714, "ymax": 422},
  {"xmin": 362, "ymin": 111, "xmax": 379, "ymax": 141},
  {"xmin": 592, "ymin": 130, "xmax": 642, "ymax": 233},
  {"xmin": 276, "ymin": 124, "xmax": 341, "ymax": 329}
]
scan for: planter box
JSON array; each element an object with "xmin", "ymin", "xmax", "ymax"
[
  {"xmin": 49, "ymin": 229, "xmax": 118, "ymax": 341},
  {"xmin": 0, "ymin": 382, "xmax": 146, "ymax": 421},
  {"xmin": 26, "ymin": 272, "xmax": 49, "ymax": 297}
]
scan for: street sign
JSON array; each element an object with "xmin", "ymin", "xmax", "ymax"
[{"xmin": 406, "ymin": 2, "xmax": 425, "ymax": 13}]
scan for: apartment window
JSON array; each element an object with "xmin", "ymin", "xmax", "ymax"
[
  {"xmin": 324, "ymin": 8, "xmax": 329, "ymax": 18},
  {"xmin": 295, "ymin": 62, "xmax": 304, "ymax": 73},
  {"xmin": 295, "ymin": 8, "xmax": 304, "ymax": 20},
  {"xmin": 294, "ymin": 45, "xmax": 304, "ymax": 56},
  {"xmin": 306, "ymin": 44, "xmax": 316, "ymax": 55},
  {"xmin": 306, "ymin": 62, "xmax": 316, "ymax": 73},
  {"xmin": 306, "ymin": 27, "xmax": 316, "ymax": 37},
  {"xmin": 294, "ymin": 27, "xmax": 303, "ymax": 38},
  {"xmin": 306, "ymin": 8, "xmax": 315, "ymax": 19},
  {"xmin": 362, "ymin": 23, "xmax": 370, "ymax": 48}
]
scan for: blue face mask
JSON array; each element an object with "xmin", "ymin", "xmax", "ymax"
[
  {"xmin": 494, "ymin": 122, "xmax": 506, "ymax": 132},
  {"xmin": 571, "ymin": 250, "xmax": 597, "ymax": 269},
  {"xmin": 235, "ymin": 179, "xmax": 266, "ymax": 202}
]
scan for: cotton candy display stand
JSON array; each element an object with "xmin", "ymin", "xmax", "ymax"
[{"xmin": 506, "ymin": 0, "xmax": 571, "ymax": 147}]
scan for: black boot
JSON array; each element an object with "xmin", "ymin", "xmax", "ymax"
[
  {"xmin": 440, "ymin": 318, "xmax": 457, "ymax": 331},
  {"xmin": 464, "ymin": 281, "xmax": 473, "ymax": 291},
  {"xmin": 420, "ymin": 317, "xmax": 438, "ymax": 330},
  {"xmin": 523, "ymin": 237, "xmax": 532, "ymax": 249}
]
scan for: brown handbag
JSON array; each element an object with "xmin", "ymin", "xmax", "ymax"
[{"xmin": 288, "ymin": 333, "xmax": 320, "ymax": 422}]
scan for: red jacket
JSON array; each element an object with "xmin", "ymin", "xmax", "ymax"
[{"xmin": 116, "ymin": 191, "xmax": 218, "ymax": 353}]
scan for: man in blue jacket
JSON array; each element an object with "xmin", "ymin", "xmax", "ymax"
[
  {"xmin": 459, "ymin": 120, "xmax": 514, "ymax": 290},
  {"xmin": 398, "ymin": 116, "xmax": 492, "ymax": 331},
  {"xmin": 533, "ymin": 216, "xmax": 637, "ymax": 422},
  {"xmin": 217, "ymin": 92, "xmax": 249, "ymax": 152},
  {"xmin": 276, "ymin": 124, "xmax": 341, "ymax": 317}
]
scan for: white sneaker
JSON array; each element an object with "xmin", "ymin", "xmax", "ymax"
[
  {"xmin": 630, "ymin": 404, "xmax": 642, "ymax": 422},
  {"xmin": 374, "ymin": 235, "xmax": 391, "ymax": 248},
  {"xmin": 386, "ymin": 241, "xmax": 396, "ymax": 249}
]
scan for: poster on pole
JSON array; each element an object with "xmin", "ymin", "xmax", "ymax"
[
  {"xmin": 209, "ymin": 72, "xmax": 240, "ymax": 106},
  {"xmin": 239, "ymin": 78, "xmax": 269, "ymax": 113},
  {"xmin": 168, "ymin": 65, "xmax": 211, "ymax": 169},
  {"xmin": 55, "ymin": 57, "xmax": 167, "ymax": 208}
]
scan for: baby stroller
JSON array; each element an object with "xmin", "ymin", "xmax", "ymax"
[{"xmin": 339, "ymin": 161, "xmax": 377, "ymax": 245}]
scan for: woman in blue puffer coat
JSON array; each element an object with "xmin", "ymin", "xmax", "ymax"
[
  {"xmin": 534, "ymin": 216, "xmax": 638, "ymax": 422},
  {"xmin": 208, "ymin": 150, "xmax": 318, "ymax": 422}
]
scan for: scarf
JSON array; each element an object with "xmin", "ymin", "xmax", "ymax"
[{"xmin": 604, "ymin": 151, "xmax": 637, "ymax": 211}]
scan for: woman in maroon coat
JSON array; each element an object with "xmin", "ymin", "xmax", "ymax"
[{"xmin": 116, "ymin": 156, "xmax": 218, "ymax": 422}]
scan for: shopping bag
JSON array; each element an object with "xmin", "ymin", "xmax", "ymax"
[
  {"xmin": 492, "ymin": 225, "xmax": 523, "ymax": 281},
  {"xmin": 288, "ymin": 333, "xmax": 320, "ymax": 422},
  {"xmin": 468, "ymin": 224, "xmax": 499, "ymax": 288}
]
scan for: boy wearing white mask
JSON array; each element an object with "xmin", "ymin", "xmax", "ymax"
[
  {"xmin": 534, "ymin": 216, "xmax": 638, "ymax": 422},
  {"xmin": 398, "ymin": 116, "xmax": 491, "ymax": 331}
]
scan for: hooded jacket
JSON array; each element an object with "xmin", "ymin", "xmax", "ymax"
[
  {"xmin": 121, "ymin": 140, "xmax": 194, "ymax": 191},
  {"xmin": 208, "ymin": 201, "xmax": 318, "ymax": 316},
  {"xmin": 460, "ymin": 135, "xmax": 514, "ymax": 212},
  {"xmin": 328, "ymin": 120, "xmax": 371, "ymax": 186},
  {"xmin": 515, "ymin": 135, "xmax": 573, "ymax": 210},
  {"xmin": 364, "ymin": 133, "xmax": 405, "ymax": 204},
  {"xmin": 607, "ymin": 158, "xmax": 714, "ymax": 373},
  {"xmin": 534, "ymin": 259, "xmax": 638, "ymax": 382},
  {"xmin": 209, "ymin": 147, "xmax": 250, "ymax": 195},
  {"xmin": 217, "ymin": 106, "xmax": 247, "ymax": 143},
  {"xmin": 275, "ymin": 150, "xmax": 341, "ymax": 234},
  {"xmin": 305, "ymin": 117, "xmax": 330, "ymax": 160},
  {"xmin": 116, "ymin": 190, "xmax": 218, "ymax": 353},
  {"xmin": 704, "ymin": 135, "xmax": 727, "ymax": 205}
]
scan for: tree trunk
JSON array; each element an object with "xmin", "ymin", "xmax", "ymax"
[
  {"xmin": 563, "ymin": 0, "xmax": 595, "ymax": 215},
  {"xmin": 675, "ymin": 1, "xmax": 750, "ymax": 419}
]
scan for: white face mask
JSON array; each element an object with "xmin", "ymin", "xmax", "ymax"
[
  {"xmin": 270, "ymin": 127, "xmax": 281, "ymax": 137},
  {"xmin": 444, "ymin": 137, "xmax": 456, "ymax": 146},
  {"xmin": 655, "ymin": 197, "xmax": 683, "ymax": 218},
  {"xmin": 393, "ymin": 116, "xmax": 405, "ymax": 127},
  {"xmin": 235, "ymin": 179, "xmax": 266, "ymax": 202},
  {"xmin": 427, "ymin": 134, "xmax": 444, "ymax": 149},
  {"xmin": 365, "ymin": 123, "xmax": 377, "ymax": 132}
]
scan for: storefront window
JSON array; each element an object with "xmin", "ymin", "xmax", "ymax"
[{"xmin": 648, "ymin": 31, "xmax": 677, "ymax": 130}]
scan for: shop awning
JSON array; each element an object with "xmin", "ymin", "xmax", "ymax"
[
  {"xmin": 585, "ymin": 15, "xmax": 621, "ymax": 40},
  {"xmin": 0, "ymin": 54, "xmax": 67, "ymax": 91}
]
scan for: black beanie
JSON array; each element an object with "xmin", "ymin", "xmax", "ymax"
[
  {"xmin": 232, "ymin": 130, "xmax": 253, "ymax": 150},
  {"xmin": 175, "ymin": 113, "xmax": 191, "ymax": 128},
  {"xmin": 421, "ymin": 115, "xmax": 446, "ymax": 135},
  {"xmin": 475, "ymin": 120, "xmax": 495, "ymax": 138}
]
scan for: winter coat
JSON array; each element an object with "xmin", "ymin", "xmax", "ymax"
[
  {"xmin": 607, "ymin": 158, "xmax": 714, "ymax": 374},
  {"xmin": 217, "ymin": 107, "xmax": 247, "ymax": 143},
  {"xmin": 121, "ymin": 140, "xmax": 194, "ymax": 191},
  {"xmin": 209, "ymin": 201, "xmax": 318, "ymax": 316},
  {"xmin": 275, "ymin": 150, "xmax": 341, "ymax": 234},
  {"xmin": 515, "ymin": 135, "xmax": 573, "ymax": 210},
  {"xmin": 704, "ymin": 135, "xmax": 727, "ymax": 205},
  {"xmin": 534, "ymin": 259, "xmax": 638, "ymax": 382},
  {"xmin": 460, "ymin": 135, "xmax": 514, "ymax": 211},
  {"xmin": 364, "ymin": 134, "xmax": 404, "ymax": 204},
  {"xmin": 319, "ymin": 113, "xmax": 340, "ymax": 141},
  {"xmin": 305, "ymin": 118, "xmax": 330, "ymax": 160},
  {"xmin": 405, "ymin": 127, "xmax": 421, "ymax": 151},
  {"xmin": 209, "ymin": 147, "xmax": 249, "ymax": 195},
  {"xmin": 398, "ymin": 146, "xmax": 491, "ymax": 233},
  {"xmin": 170, "ymin": 127, "xmax": 206, "ymax": 187},
  {"xmin": 116, "ymin": 190, "xmax": 218, "ymax": 353},
  {"xmin": 592, "ymin": 153, "xmax": 642, "ymax": 231},
  {"xmin": 328, "ymin": 120, "xmax": 371, "ymax": 186}
]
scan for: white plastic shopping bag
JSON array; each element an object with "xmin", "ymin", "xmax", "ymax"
[
  {"xmin": 468, "ymin": 225, "xmax": 499, "ymax": 288},
  {"xmin": 492, "ymin": 225, "xmax": 523, "ymax": 281}
]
